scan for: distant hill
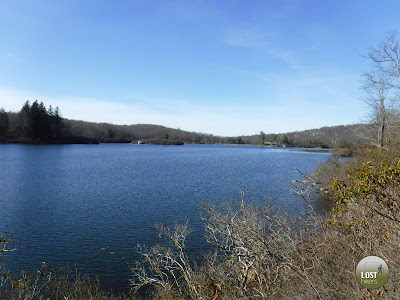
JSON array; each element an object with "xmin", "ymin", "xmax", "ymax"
[
  {"xmin": 49, "ymin": 119, "xmax": 375, "ymax": 148},
  {"xmin": 62, "ymin": 118, "xmax": 225, "ymax": 144},
  {"xmin": 238, "ymin": 124, "xmax": 373, "ymax": 148},
  {"xmin": 0, "ymin": 106, "xmax": 225, "ymax": 144},
  {"xmin": 0, "ymin": 100, "xmax": 373, "ymax": 147},
  {"xmin": 60, "ymin": 118, "xmax": 376, "ymax": 148}
]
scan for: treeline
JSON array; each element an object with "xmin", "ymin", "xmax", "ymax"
[
  {"xmin": 63, "ymin": 119, "xmax": 225, "ymax": 144},
  {"xmin": 0, "ymin": 100, "xmax": 380, "ymax": 147},
  {"xmin": 0, "ymin": 101, "xmax": 226, "ymax": 144},
  {"xmin": 60, "ymin": 122, "xmax": 379, "ymax": 147},
  {"xmin": 59, "ymin": 120, "xmax": 379, "ymax": 148},
  {"xmin": 232, "ymin": 124, "xmax": 375, "ymax": 148},
  {"xmin": 0, "ymin": 100, "xmax": 63, "ymax": 143}
]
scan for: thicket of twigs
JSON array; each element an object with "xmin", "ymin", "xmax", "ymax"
[
  {"xmin": 130, "ymin": 148, "xmax": 400, "ymax": 299},
  {"xmin": 1, "ymin": 148, "xmax": 400, "ymax": 299}
]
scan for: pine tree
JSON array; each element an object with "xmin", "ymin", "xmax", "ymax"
[
  {"xmin": 0, "ymin": 107, "xmax": 9, "ymax": 138},
  {"xmin": 30, "ymin": 100, "xmax": 42, "ymax": 139},
  {"xmin": 260, "ymin": 131, "xmax": 266, "ymax": 145},
  {"xmin": 54, "ymin": 106, "xmax": 61, "ymax": 122},
  {"xmin": 19, "ymin": 100, "xmax": 31, "ymax": 138},
  {"xmin": 47, "ymin": 105, "xmax": 54, "ymax": 117},
  {"xmin": 52, "ymin": 106, "xmax": 63, "ymax": 138}
]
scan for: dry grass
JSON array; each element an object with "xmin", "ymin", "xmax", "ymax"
[{"xmin": 0, "ymin": 266, "xmax": 134, "ymax": 300}]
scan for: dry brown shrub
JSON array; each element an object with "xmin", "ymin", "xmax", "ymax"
[
  {"xmin": 198, "ymin": 196, "xmax": 296, "ymax": 299},
  {"xmin": 131, "ymin": 174, "xmax": 400, "ymax": 299}
]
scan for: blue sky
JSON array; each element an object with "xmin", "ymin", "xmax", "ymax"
[{"xmin": 1, "ymin": 0, "xmax": 399, "ymax": 136}]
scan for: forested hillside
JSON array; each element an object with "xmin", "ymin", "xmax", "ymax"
[
  {"xmin": 240, "ymin": 124, "xmax": 376, "ymax": 148},
  {"xmin": 0, "ymin": 101, "xmax": 225, "ymax": 144},
  {"xmin": 0, "ymin": 100, "xmax": 376, "ymax": 147},
  {"xmin": 62, "ymin": 119, "xmax": 225, "ymax": 144}
]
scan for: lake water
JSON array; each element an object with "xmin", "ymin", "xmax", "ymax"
[{"xmin": 0, "ymin": 143, "xmax": 330, "ymax": 293}]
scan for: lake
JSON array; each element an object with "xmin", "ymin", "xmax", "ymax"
[{"xmin": 0, "ymin": 143, "xmax": 330, "ymax": 293}]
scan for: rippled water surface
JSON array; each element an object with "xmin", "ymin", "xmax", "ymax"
[{"xmin": 0, "ymin": 143, "xmax": 330, "ymax": 292}]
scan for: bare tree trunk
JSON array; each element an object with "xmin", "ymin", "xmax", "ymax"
[
  {"xmin": 378, "ymin": 92, "xmax": 386, "ymax": 147},
  {"xmin": 363, "ymin": 32, "xmax": 400, "ymax": 146}
]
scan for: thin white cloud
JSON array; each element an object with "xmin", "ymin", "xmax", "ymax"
[
  {"xmin": 223, "ymin": 28, "xmax": 269, "ymax": 48},
  {"xmin": 0, "ymin": 86, "xmax": 365, "ymax": 136},
  {"xmin": 0, "ymin": 52, "xmax": 20, "ymax": 63},
  {"xmin": 222, "ymin": 28, "xmax": 298, "ymax": 68}
]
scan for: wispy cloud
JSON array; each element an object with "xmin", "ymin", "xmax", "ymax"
[
  {"xmin": 222, "ymin": 28, "xmax": 298, "ymax": 68},
  {"xmin": 0, "ymin": 51, "xmax": 20, "ymax": 63},
  {"xmin": 223, "ymin": 28, "xmax": 269, "ymax": 48},
  {"xmin": 0, "ymin": 86, "xmax": 365, "ymax": 136}
]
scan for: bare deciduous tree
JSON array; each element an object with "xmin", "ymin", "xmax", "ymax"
[
  {"xmin": 130, "ymin": 222, "xmax": 204, "ymax": 300},
  {"xmin": 363, "ymin": 32, "xmax": 400, "ymax": 147},
  {"xmin": 363, "ymin": 77, "xmax": 393, "ymax": 147}
]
